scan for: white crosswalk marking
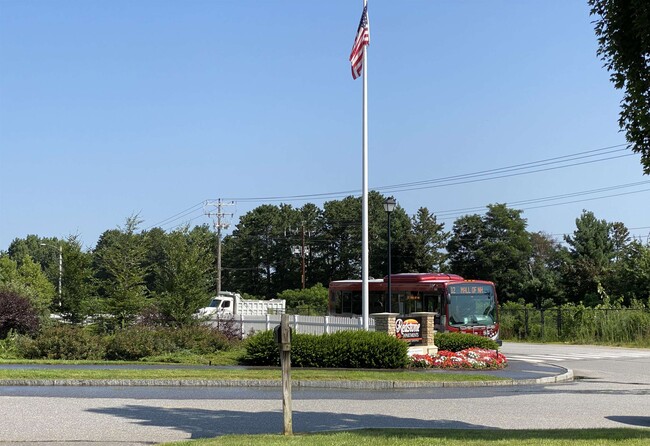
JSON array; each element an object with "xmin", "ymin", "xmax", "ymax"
[
  {"xmin": 506, "ymin": 355, "xmax": 545, "ymax": 363},
  {"xmin": 506, "ymin": 351, "xmax": 650, "ymax": 363}
]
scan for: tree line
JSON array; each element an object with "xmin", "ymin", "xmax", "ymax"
[{"xmin": 1, "ymin": 192, "xmax": 649, "ymax": 328}]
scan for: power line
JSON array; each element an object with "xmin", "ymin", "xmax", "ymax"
[
  {"xmin": 433, "ymin": 180, "xmax": 650, "ymax": 218},
  {"xmin": 159, "ymin": 181, "xmax": 648, "ymax": 236},
  {"xmin": 379, "ymin": 153, "xmax": 634, "ymax": 194},
  {"xmin": 150, "ymin": 143, "xmax": 640, "ymax": 232},
  {"xmin": 221, "ymin": 180, "xmax": 650, "ymax": 228},
  {"xmin": 378, "ymin": 144, "xmax": 630, "ymax": 192},
  {"xmin": 222, "ymin": 143, "xmax": 632, "ymax": 202},
  {"xmin": 143, "ymin": 201, "xmax": 206, "ymax": 231},
  {"xmin": 512, "ymin": 188, "xmax": 650, "ymax": 212}
]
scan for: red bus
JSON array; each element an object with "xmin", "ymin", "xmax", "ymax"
[{"xmin": 328, "ymin": 273, "xmax": 501, "ymax": 343}]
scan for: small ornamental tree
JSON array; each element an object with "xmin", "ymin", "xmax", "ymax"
[
  {"xmin": 277, "ymin": 283, "xmax": 328, "ymax": 315},
  {"xmin": 0, "ymin": 290, "xmax": 40, "ymax": 338}
]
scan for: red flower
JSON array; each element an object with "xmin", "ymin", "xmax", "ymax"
[{"xmin": 409, "ymin": 348, "xmax": 507, "ymax": 369}]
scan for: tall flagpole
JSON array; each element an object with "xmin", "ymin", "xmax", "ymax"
[{"xmin": 361, "ymin": 0, "xmax": 369, "ymax": 330}]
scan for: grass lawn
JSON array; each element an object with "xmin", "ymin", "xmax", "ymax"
[
  {"xmin": 165, "ymin": 428, "xmax": 650, "ymax": 446},
  {"xmin": 0, "ymin": 346, "xmax": 510, "ymax": 383},
  {"xmin": 0, "ymin": 365, "xmax": 508, "ymax": 383}
]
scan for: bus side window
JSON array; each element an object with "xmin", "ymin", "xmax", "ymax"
[
  {"xmin": 370, "ymin": 291, "xmax": 384, "ymax": 313},
  {"xmin": 423, "ymin": 294, "xmax": 435, "ymax": 313},
  {"xmin": 334, "ymin": 291, "xmax": 343, "ymax": 314},
  {"xmin": 342, "ymin": 292, "xmax": 352, "ymax": 314},
  {"xmin": 351, "ymin": 292, "xmax": 362, "ymax": 315}
]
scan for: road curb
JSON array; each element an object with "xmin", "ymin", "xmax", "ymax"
[{"xmin": 0, "ymin": 368, "xmax": 573, "ymax": 389}]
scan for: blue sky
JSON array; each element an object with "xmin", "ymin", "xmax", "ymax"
[{"xmin": 1, "ymin": 0, "xmax": 648, "ymax": 251}]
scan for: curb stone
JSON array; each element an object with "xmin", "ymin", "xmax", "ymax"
[{"xmin": 0, "ymin": 368, "xmax": 573, "ymax": 389}]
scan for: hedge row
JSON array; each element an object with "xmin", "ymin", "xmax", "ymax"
[
  {"xmin": 16, "ymin": 324, "xmax": 233, "ymax": 361},
  {"xmin": 13, "ymin": 324, "xmax": 496, "ymax": 365},
  {"xmin": 241, "ymin": 330, "xmax": 410, "ymax": 369},
  {"xmin": 434, "ymin": 332, "xmax": 500, "ymax": 352}
]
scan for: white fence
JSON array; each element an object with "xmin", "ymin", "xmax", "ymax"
[{"xmin": 208, "ymin": 314, "xmax": 375, "ymax": 338}]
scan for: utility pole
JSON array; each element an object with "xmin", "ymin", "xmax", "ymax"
[
  {"xmin": 289, "ymin": 223, "xmax": 310, "ymax": 290},
  {"xmin": 205, "ymin": 199, "xmax": 235, "ymax": 296}
]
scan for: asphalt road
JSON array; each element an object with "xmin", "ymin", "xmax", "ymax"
[
  {"xmin": 501, "ymin": 342, "xmax": 650, "ymax": 385},
  {"xmin": 0, "ymin": 343, "xmax": 648, "ymax": 445}
]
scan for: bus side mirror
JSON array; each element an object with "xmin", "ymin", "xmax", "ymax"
[{"xmin": 446, "ymin": 295, "xmax": 451, "ymax": 305}]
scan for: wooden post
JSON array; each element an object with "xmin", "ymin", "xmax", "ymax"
[{"xmin": 280, "ymin": 314, "xmax": 292, "ymax": 435}]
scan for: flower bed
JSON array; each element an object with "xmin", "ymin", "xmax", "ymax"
[{"xmin": 410, "ymin": 348, "xmax": 508, "ymax": 369}]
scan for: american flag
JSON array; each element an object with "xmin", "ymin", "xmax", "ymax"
[{"xmin": 349, "ymin": 5, "xmax": 369, "ymax": 80}]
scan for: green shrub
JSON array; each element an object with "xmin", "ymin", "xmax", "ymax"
[
  {"xmin": 167, "ymin": 325, "xmax": 232, "ymax": 354},
  {"xmin": 434, "ymin": 332, "xmax": 499, "ymax": 352},
  {"xmin": 0, "ymin": 330, "xmax": 22, "ymax": 359},
  {"xmin": 240, "ymin": 330, "xmax": 279, "ymax": 366},
  {"xmin": 17, "ymin": 325, "xmax": 105, "ymax": 360},
  {"xmin": 105, "ymin": 326, "xmax": 175, "ymax": 360},
  {"xmin": 290, "ymin": 333, "xmax": 324, "ymax": 367},
  {"xmin": 106, "ymin": 325, "xmax": 236, "ymax": 361},
  {"xmin": 241, "ymin": 330, "xmax": 409, "ymax": 369},
  {"xmin": 321, "ymin": 331, "xmax": 409, "ymax": 369},
  {"xmin": 12, "ymin": 323, "xmax": 236, "ymax": 361}
]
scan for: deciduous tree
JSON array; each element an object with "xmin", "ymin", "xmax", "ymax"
[
  {"xmin": 589, "ymin": 0, "xmax": 650, "ymax": 174},
  {"xmin": 0, "ymin": 254, "xmax": 54, "ymax": 315}
]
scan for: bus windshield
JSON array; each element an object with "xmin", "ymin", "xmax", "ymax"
[{"xmin": 447, "ymin": 283, "xmax": 496, "ymax": 327}]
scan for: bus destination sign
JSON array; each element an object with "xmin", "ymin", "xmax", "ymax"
[{"xmin": 449, "ymin": 285, "xmax": 485, "ymax": 295}]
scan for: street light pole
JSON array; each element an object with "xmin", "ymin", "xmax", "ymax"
[{"xmin": 383, "ymin": 197, "xmax": 396, "ymax": 313}]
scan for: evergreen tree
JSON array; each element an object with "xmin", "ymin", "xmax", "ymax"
[
  {"xmin": 522, "ymin": 232, "xmax": 568, "ymax": 307},
  {"xmin": 59, "ymin": 236, "xmax": 95, "ymax": 323},
  {"xmin": 405, "ymin": 207, "xmax": 449, "ymax": 273},
  {"xmin": 447, "ymin": 204, "xmax": 532, "ymax": 302},
  {"xmin": 447, "ymin": 214, "xmax": 485, "ymax": 280},
  {"xmin": 153, "ymin": 226, "xmax": 213, "ymax": 326},
  {"xmin": 563, "ymin": 210, "xmax": 615, "ymax": 305},
  {"xmin": 93, "ymin": 216, "xmax": 148, "ymax": 328},
  {"xmin": 222, "ymin": 204, "xmax": 287, "ymax": 298}
]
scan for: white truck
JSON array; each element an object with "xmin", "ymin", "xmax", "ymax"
[{"xmin": 197, "ymin": 291, "xmax": 286, "ymax": 317}]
